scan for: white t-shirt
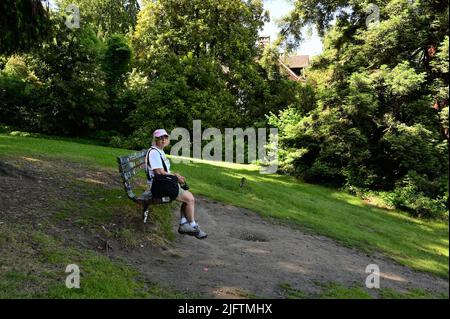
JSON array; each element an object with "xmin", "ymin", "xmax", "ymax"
[{"xmin": 146, "ymin": 146, "xmax": 171, "ymax": 187}]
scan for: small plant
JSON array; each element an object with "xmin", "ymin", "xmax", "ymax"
[{"xmin": 390, "ymin": 171, "xmax": 448, "ymax": 219}]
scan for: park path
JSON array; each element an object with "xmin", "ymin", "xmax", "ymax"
[{"xmin": 117, "ymin": 196, "xmax": 449, "ymax": 298}]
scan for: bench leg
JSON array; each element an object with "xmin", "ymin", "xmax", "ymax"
[{"xmin": 143, "ymin": 203, "xmax": 150, "ymax": 224}]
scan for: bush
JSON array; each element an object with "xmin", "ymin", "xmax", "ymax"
[
  {"xmin": 3, "ymin": 18, "xmax": 110, "ymax": 137},
  {"xmin": 0, "ymin": 54, "xmax": 41, "ymax": 130},
  {"xmin": 390, "ymin": 172, "xmax": 448, "ymax": 219}
]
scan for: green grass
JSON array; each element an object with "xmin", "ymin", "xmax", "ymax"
[
  {"xmin": 0, "ymin": 225, "xmax": 189, "ymax": 299},
  {"xmin": 63, "ymin": 180, "xmax": 177, "ymax": 246},
  {"xmin": 0, "ymin": 133, "xmax": 448, "ymax": 278},
  {"xmin": 315, "ymin": 282, "xmax": 373, "ymax": 299},
  {"xmin": 279, "ymin": 282, "xmax": 447, "ymax": 299},
  {"xmin": 279, "ymin": 283, "xmax": 308, "ymax": 299},
  {"xmin": 378, "ymin": 287, "xmax": 449, "ymax": 299},
  {"xmin": 174, "ymin": 158, "xmax": 449, "ymax": 278},
  {"xmin": 279, "ymin": 282, "xmax": 373, "ymax": 299}
]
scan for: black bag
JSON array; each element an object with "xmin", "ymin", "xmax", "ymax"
[
  {"xmin": 146, "ymin": 147, "xmax": 179, "ymax": 200},
  {"xmin": 151, "ymin": 174, "xmax": 179, "ymax": 200}
]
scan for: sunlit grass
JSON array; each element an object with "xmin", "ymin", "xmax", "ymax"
[{"xmin": 279, "ymin": 282, "xmax": 448, "ymax": 299}]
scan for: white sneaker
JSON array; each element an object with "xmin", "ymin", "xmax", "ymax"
[
  {"xmin": 193, "ymin": 225, "xmax": 208, "ymax": 240},
  {"xmin": 178, "ymin": 222, "xmax": 199, "ymax": 235}
]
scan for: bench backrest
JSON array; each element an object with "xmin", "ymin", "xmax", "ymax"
[{"xmin": 117, "ymin": 149, "xmax": 148, "ymax": 201}]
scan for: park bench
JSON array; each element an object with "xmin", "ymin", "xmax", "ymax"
[{"xmin": 117, "ymin": 149, "xmax": 173, "ymax": 224}]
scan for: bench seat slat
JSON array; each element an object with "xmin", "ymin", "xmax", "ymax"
[
  {"xmin": 122, "ymin": 170, "xmax": 136, "ymax": 181},
  {"xmin": 118, "ymin": 150, "xmax": 146, "ymax": 164},
  {"xmin": 119, "ymin": 162, "xmax": 145, "ymax": 175}
]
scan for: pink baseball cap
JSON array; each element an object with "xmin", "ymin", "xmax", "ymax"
[{"xmin": 153, "ymin": 129, "xmax": 169, "ymax": 138}]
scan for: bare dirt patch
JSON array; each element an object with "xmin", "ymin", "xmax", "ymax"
[{"xmin": 114, "ymin": 196, "xmax": 449, "ymax": 298}]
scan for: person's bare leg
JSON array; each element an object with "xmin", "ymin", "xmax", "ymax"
[
  {"xmin": 180, "ymin": 202, "xmax": 187, "ymax": 219},
  {"xmin": 177, "ymin": 191, "xmax": 195, "ymax": 222},
  {"xmin": 177, "ymin": 191, "xmax": 207, "ymax": 239}
]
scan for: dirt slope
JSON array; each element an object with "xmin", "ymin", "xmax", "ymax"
[{"xmin": 116, "ymin": 196, "xmax": 449, "ymax": 298}]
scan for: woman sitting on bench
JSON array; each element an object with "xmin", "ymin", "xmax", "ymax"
[{"xmin": 146, "ymin": 129, "xmax": 207, "ymax": 240}]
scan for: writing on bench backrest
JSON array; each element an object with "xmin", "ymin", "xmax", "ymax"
[{"xmin": 117, "ymin": 149, "xmax": 147, "ymax": 201}]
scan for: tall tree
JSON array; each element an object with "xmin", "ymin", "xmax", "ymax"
[
  {"xmin": 24, "ymin": 15, "xmax": 109, "ymax": 136},
  {"xmin": 271, "ymin": 0, "xmax": 449, "ymax": 217},
  {"xmin": 101, "ymin": 34, "xmax": 133, "ymax": 133},
  {"xmin": 0, "ymin": 0, "xmax": 50, "ymax": 54},
  {"xmin": 56, "ymin": 0, "xmax": 140, "ymax": 36},
  {"xmin": 127, "ymin": 0, "xmax": 271, "ymax": 145}
]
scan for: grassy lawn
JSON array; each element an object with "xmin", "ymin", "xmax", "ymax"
[
  {"xmin": 278, "ymin": 282, "xmax": 448, "ymax": 299},
  {"xmin": 0, "ymin": 224, "xmax": 189, "ymax": 299},
  {"xmin": 0, "ymin": 133, "xmax": 448, "ymax": 279}
]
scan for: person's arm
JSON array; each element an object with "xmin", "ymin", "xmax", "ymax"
[
  {"xmin": 149, "ymin": 151, "xmax": 184, "ymax": 181},
  {"xmin": 173, "ymin": 172, "xmax": 185, "ymax": 183},
  {"xmin": 153, "ymin": 168, "xmax": 185, "ymax": 183},
  {"xmin": 149, "ymin": 150, "xmax": 167, "ymax": 175},
  {"xmin": 152, "ymin": 167, "xmax": 168, "ymax": 175}
]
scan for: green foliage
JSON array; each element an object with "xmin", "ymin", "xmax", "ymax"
[
  {"xmin": 1, "ymin": 0, "xmax": 310, "ymax": 150},
  {"xmin": 380, "ymin": 122, "xmax": 446, "ymax": 179},
  {"xmin": 270, "ymin": 106, "xmax": 371, "ymax": 187},
  {"xmin": 0, "ymin": 14, "xmax": 118, "ymax": 137},
  {"xmin": 0, "ymin": 3, "xmax": 138, "ymax": 139},
  {"xmin": 124, "ymin": 0, "xmax": 296, "ymax": 147},
  {"xmin": 390, "ymin": 171, "xmax": 448, "ymax": 219},
  {"xmin": 2, "ymin": 55, "xmax": 30, "ymax": 79},
  {"xmin": 0, "ymin": 54, "xmax": 41, "ymax": 129},
  {"xmin": 100, "ymin": 34, "xmax": 133, "ymax": 134},
  {"xmin": 125, "ymin": 52, "xmax": 238, "ymax": 148},
  {"xmin": 272, "ymin": 0, "xmax": 449, "ymax": 217},
  {"xmin": 0, "ymin": 0, "xmax": 50, "ymax": 54},
  {"xmin": 102, "ymin": 34, "xmax": 132, "ymax": 89},
  {"xmin": 28, "ymin": 17, "xmax": 109, "ymax": 136},
  {"xmin": 430, "ymin": 36, "xmax": 449, "ymax": 139},
  {"xmin": 55, "ymin": 0, "xmax": 140, "ymax": 36}
]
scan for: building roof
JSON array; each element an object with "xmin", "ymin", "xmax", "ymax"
[
  {"xmin": 285, "ymin": 55, "xmax": 309, "ymax": 68},
  {"xmin": 278, "ymin": 59, "xmax": 305, "ymax": 82}
]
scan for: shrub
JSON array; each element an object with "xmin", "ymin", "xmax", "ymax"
[{"xmin": 391, "ymin": 172, "xmax": 448, "ymax": 219}]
